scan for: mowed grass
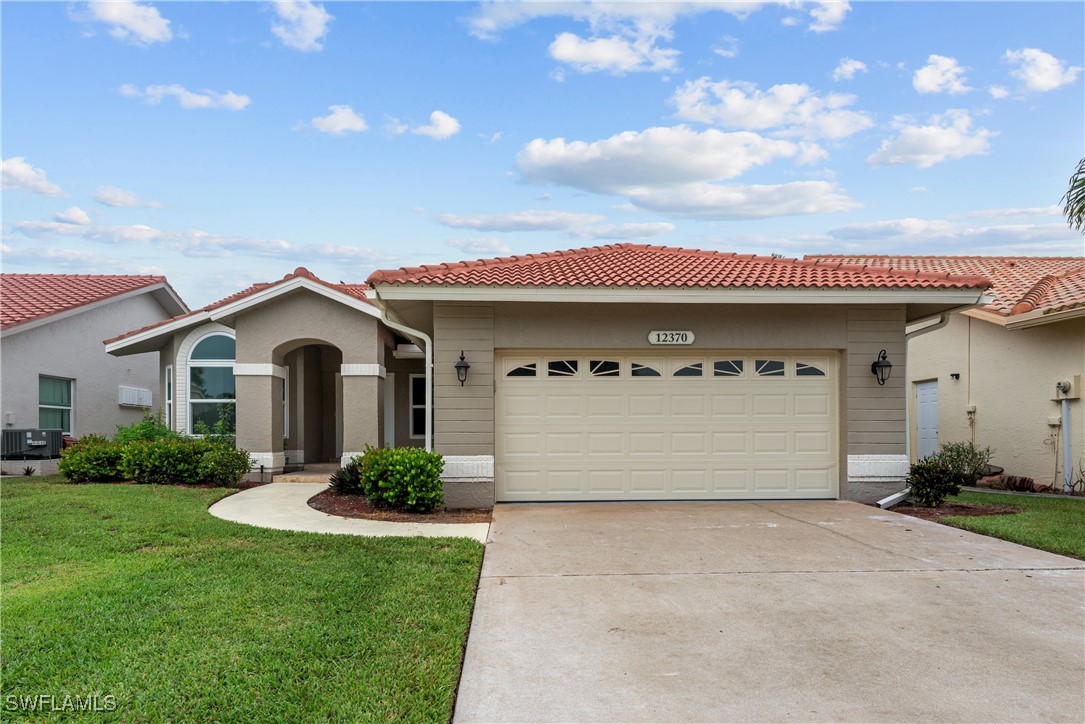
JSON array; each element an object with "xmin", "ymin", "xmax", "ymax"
[
  {"xmin": 1, "ymin": 477, "xmax": 484, "ymax": 721},
  {"xmin": 943, "ymin": 490, "xmax": 1085, "ymax": 560}
]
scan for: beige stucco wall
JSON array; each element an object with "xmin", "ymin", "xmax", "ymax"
[
  {"xmin": 432, "ymin": 300, "xmax": 908, "ymax": 493},
  {"xmin": 2, "ymin": 293, "xmax": 172, "ymax": 440},
  {"xmin": 908, "ymin": 313, "xmax": 1085, "ymax": 487}
]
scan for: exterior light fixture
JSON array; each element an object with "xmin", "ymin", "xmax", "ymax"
[
  {"xmin": 870, "ymin": 349, "xmax": 892, "ymax": 386},
  {"xmin": 455, "ymin": 351, "xmax": 470, "ymax": 386}
]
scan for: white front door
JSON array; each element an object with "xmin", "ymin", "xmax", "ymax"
[
  {"xmin": 915, "ymin": 380, "xmax": 939, "ymax": 459},
  {"xmin": 495, "ymin": 351, "xmax": 839, "ymax": 502}
]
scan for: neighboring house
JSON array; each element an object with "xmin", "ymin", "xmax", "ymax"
[
  {"xmin": 808, "ymin": 255, "xmax": 1085, "ymax": 490},
  {"xmin": 1, "ymin": 274, "xmax": 188, "ymax": 469},
  {"xmin": 106, "ymin": 244, "xmax": 990, "ymax": 506}
]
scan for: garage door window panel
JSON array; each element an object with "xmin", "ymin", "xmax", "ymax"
[
  {"xmin": 755, "ymin": 359, "xmax": 786, "ymax": 377},
  {"xmin": 673, "ymin": 361, "xmax": 703, "ymax": 377},
  {"xmin": 507, "ymin": 362, "xmax": 537, "ymax": 377},
  {"xmin": 590, "ymin": 360, "xmax": 620, "ymax": 377},
  {"xmin": 796, "ymin": 361, "xmax": 827, "ymax": 377},
  {"xmin": 713, "ymin": 360, "xmax": 744, "ymax": 377},
  {"xmin": 547, "ymin": 360, "xmax": 578, "ymax": 377},
  {"xmin": 631, "ymin": 362, "xmax": 661, "ymax": 377}
]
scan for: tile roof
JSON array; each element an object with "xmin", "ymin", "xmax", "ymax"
[
  {"xmin": 804, "ymin": 255, "xmax": 1085, "ymax": 316},
  {"xmin": 0, "ymin": 274, "xmax": 173, "ymax": 330},
  {"xmin": 367, "ymin": 243, "xmax": 991, "ymax": 291},
  {"xmin": 105, "ymin": 267, "xmax": 372, "ymax": 344}
]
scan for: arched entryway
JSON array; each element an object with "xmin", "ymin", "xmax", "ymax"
[{"xmin": 278, "ymin": 340, "xmax": 344, "ymax": 467}]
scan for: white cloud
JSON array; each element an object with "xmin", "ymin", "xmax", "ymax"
[
  {"xmin": 0, "ymin": 242, "xmax": 131, "ymax": 270},
  {"xmin": 808, "ymin": 1, "xmax": 851, "ymax": 32},
  {"xmin": 271, "ymin": 0, "xmax": 332, "ymax": 52},
  {"xmin": 1003, "ymin": 48, "xmax": 1082, "ymax": 92},
  {"xmin": 572, "ymin": 222, "xmax": 676, "ymax": 240},
  {"xmin": 304, "ymin": 105, "xmax": 368, "ymax": 135},
  {"xmin": 826, "ymin": 216, "xmax": 1082, "ymax": 255},
  {"xmin": 77, "ymin": 1, "xmax": 172, "ymax": 47},
  {"xmin": 866, "ymin": 110, "xmax": 994, "ymax": 169},
  {"xmin": 95, "ymin": 186, "xmax": 162, "ymax": 208},
  {"xmin": 548, "ymin": 31, "xmax": 678, "ymax": 75},
  {"xmin": 53, "ymin": 207, "xmax": 91, "ymax": 225},
  {"xmin": 435, "ymin": 210, "xmax": 605, "ymax": 232},
  {"xmin": 448, "ymin": 238, "xmax": 512, "ymax": 256},
  {"xmin": 1, "ymin": 157, "xmax": 64, "ymax": 197},
  {"xmin": 518, "ymin": 126, "xmax": 805, "ymax": 193},
  {"xmin": 832, "ymin": 57, "xmax": 867, "ymax": 81},
  {"xmin": 713, "ymin": 35, "xmax": 739, "ymax": 59},
  {"xmin": 622, "ymin": 181, "xmax": 860, "ymax": 220},
  {"xmin": 120, "ymin": 83, "xmax": 250, "ymax": 111},
  {"xmin": 412, "ymin": 111, "xmax": 461, "ymax": 140},
  {"xmin": 966, "ymin": 205, "xmax": 1062, "ymax": 219},
  {"xmin": 672, "ymin": 78, "xmax": 873, "ymax": 140},
  {"xmin": 988, "ymin": 85, "xmax": 1010, "ymax": 99},
  {"xmin": 913, "ymin": 54, "xmax": 971, "ymax": 94}
]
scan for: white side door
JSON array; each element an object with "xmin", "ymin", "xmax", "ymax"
[{"xmin": 915, "ymin": 380, "xmax": 939, "ymax": 459}]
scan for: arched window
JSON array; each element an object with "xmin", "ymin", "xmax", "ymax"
[{"xmin": 189, "ymin": 333, "xmax": 236, "ymax": 433}]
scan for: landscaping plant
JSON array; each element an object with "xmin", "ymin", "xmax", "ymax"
[
  {"xmin": 907, "ymin": 457, "xmax": 960, "ymax": 507},
  {"xmin": 113, "ymin": 410, "xmax": 183, "ymax": 445},
  {"xmin": 356, "ymin": 445, "xmax": 444, "ymax": 513},
  {"xmin": 57, "ymin": 434, "xmax": 124, "ymax": 482},
  {"xmin": 329, "ymin": 456, "xmax": 363, "ymax": 494},
  {"xmin": 935, "ymin": 441, "xmax": 992, "ymax": 488}
]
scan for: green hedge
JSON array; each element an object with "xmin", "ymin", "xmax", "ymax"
[
  {"xmin": 343, "ymin": 446, "xmax": 444, "ymax": 513},
  {"xmin": 57, "ymin": 435, "xmax": 125, "ymax": 483}
]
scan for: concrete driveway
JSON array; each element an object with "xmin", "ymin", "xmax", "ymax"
[{"xmin": 454, "ymin": 501, "xmax": 1084, "ymax": 723}]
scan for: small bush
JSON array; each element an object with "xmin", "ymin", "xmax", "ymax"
[
  {"xmin": 357, "ymin": 445, "xmax": 444, "ymax": 513},
  {"xmin": 198, "ymin": 445, "xmax": 253, "ymax": 487},
  {"xmin": 908, "ymin": 457, "xmax": 959, "ymax": 507},
  {"xmin": 58, "ymin": 435, "xmax": 124, "ymax": 483},
  {"xmin": 936, "ymin": 441, "xmax": 992, "ymax": 488},
  {"xmin": 113, "ymin": 411, "xmax": 182, "ymax": 445},
  {"xmin": 121, "ymin": 438, "xmax": 209, "ymax": 486},
  {"xmin": 329, "ymin": 457, "xmax": 364, "ymax": 495}
]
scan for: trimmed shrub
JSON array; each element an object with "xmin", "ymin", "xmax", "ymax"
[
  {"xmin": 908, "ymin": 457, "xmax": 959, "ymax": 507},
  {"xmin": 329, "ymin": 457, "xmax": 364, "ymax": 495},
  {"xmin": 198, "ymin": 445, "xmax": 253, "ymax": 487},
  {"xmin": 936, "ymin": 441, "xmax": 992, "ymax": 488},
  {"xmin": 357, "ymin": 445, "xmax": 444, "ymax": 513},
  {"xmin": 113, "ymin": 411, "xmax": 182, "ymax": 445},
  {"xmin": 58, "ymin": 435, "xmax": 124, "ymax": 483},
  {"xmin": 121, "ymin": 438, "xmax": 209, "ymax": 486}
]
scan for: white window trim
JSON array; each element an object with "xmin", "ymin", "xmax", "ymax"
[
  {"xmin": 165, "ymin": 364, "xmax": 174, "ymax": 430},
  {"xmin": 409, "ymin": 373, "xmax": 427, "ymax": 439},
  {"xmin": 39, "ymin": 375, "xmax": 73, "ymax": 435},
  {"xmin": 175, "ymin": 323, "xmax": 235, "ymax": 435}
]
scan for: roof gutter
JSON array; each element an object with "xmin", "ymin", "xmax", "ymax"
[
  {"xmin": 370, "ymin": 290, "xmax": 433, "ymax": 452},
  {"xmin": 905, "ymin": 295, "xmax": 993, "ymax": 340}
]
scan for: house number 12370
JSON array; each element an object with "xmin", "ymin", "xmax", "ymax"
[{"xmin": 648, "ymin": 330, "xmax": 695, "ymax": 345}]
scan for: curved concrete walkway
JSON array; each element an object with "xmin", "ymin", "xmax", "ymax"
[{"xmin": 209, "ymin": 483, "xmax": 490, "ymax": 543}]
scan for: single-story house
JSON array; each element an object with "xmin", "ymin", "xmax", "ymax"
[
  {"xmin": 1, "ymin": 273, "xmax": 188, "ymax": 471},
  {"xmin": 106, "ymin": 244, "xmax": 991, "ymax": 506},
  {"xmin": 809, "ymin": 255, "xmax": 1085, "ymax": 490}
]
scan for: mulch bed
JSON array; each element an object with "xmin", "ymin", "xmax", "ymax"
[
  {"xmin": 893, "ymin": 501, "xmax": 1022, "ymax": 522},
  {"xmin": 308, "ymin": 488, "xmax": 493, "ymax": 524}
]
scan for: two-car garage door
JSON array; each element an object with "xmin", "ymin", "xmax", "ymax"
[{"xmin": 495, "ymin": 351, "xmax": 839, "ymax": 501}]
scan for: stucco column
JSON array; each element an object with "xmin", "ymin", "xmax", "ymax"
[
  {"xmin": 340, "ymin": 364, "xmax": 383, "ymax": 466},
  {"xmin": 234, "ymin": 365, "xmax": 286, "ymax": 474}
]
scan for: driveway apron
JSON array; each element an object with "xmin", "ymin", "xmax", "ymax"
[{"xmin": 454, "ymin": 501, "xmax": 1084, "ymax": 723}]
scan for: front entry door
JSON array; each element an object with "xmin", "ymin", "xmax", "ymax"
[{"xmin": 915, "ymin": 380, "xmax": 939, "ymax": 459}]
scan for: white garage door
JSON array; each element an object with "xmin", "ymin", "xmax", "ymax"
[{"xmin": 496, "ymin": 351, "xmax": 839, "ymax": 502}]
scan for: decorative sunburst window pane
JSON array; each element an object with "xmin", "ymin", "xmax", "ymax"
[
  {"xmin": 547, "ymin": 360, "xmax": 578, "ymax": 377},
  {"xmin": 631, "ymin": 363, "xmax": 661, "ymax": 377},
  {"xmin": 713, "ymin": 360, "xmax": 744, "ymax": 377},
  {"xmin": 796, "ymin": 362, "xmax": 826, "ymax": 377},
  {"xmin": 507, "ymin": 363, "xmax": 537, "ymax": 377},
  {"xmin": 590, "ymin": 360, "xmax": 620, "ymax": 377},
  {"xmin": 755, "ymin": 359, "xmax": 786, "ymax": 377},
  {"xmin": 674, "ymin": 362, "xmax": 703, "ymax": 377}
]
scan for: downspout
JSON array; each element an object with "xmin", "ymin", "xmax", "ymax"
[
  {"xmin": 371, "ymin": 291, "xmax": 433, "ymax": 452},
  {"xmin": 1057, "ymin": 381, "xmax": 1073, "ymax": 492},
  {"xmin": 903, "ymin": 312, "xmax": 954, "ymax": 462}
]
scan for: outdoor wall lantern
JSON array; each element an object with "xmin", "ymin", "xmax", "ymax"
[
  {"xmin": 870, "ymin": 349, "xmax": 892, "ymax": 386},
  {"xmin": 455, "ymin": 351, "xmax": 471, "ymax": 386}
]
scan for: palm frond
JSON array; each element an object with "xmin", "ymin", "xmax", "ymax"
[{"xmin": 1062, "ymin": 157, "xmax": 1085, "ymax": 233}]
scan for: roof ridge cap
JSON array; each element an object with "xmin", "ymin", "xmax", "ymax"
[{"xmin": 1012, "ymin": 274, "xmax": 1060, "ymax": 315}]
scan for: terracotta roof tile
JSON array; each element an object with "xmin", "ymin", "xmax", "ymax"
[
  {"xmin": 0, "ymin": 274, "xmax": 173, "ymax": 330},
  {"xmin": 367, "ymin": 244, "xmax": 991, "ymax": 291},
  {"xmin": 105, "ymin": 267, "xmax": 372, "ymax": 345},
  {"xmin": 804, "ymin": 255, "xmax": 1085, "ymax": 316}
]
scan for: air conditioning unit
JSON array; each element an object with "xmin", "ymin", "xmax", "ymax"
[
  {"xmin": 119, "ymin": 386, "xmax": 152, "ymax": 407},
  {"xmin": 2, "ymin": 429, "xmax": 64, "ymax": 460}
]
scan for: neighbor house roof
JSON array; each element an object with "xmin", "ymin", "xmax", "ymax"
[
  {"xmin": 367, "ymin": 244, "xmax": 992, "ymax": 291},
  {"xmin": 804, "ymin": 255, "xmax": 1085, "ymax": 318},
  {"xmin": 0, "ymin": 274, "xmax": 187, "ymax": 332},
  {"xmin": 105, "ymin": 267, "xmax": 374, "ymax": 350}
]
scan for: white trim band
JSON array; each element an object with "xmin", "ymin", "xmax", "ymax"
[
  {"xmin": 441, "ymin": 455, "xmax": 495, "ymax": 482},
  {"xmin": 233, "ymin": 363, "xmax": 287, "ymax": 379},
  {"xmin": 340, "ymin": 364, "xmax": 386, "ymax": 378},
  {"xmin": 249, "ymin": 452, "xmax": 287, "ymax": 470},
  {"xmin": 848, "ymin": 454, "xmax": 909, "ymax": 482}
]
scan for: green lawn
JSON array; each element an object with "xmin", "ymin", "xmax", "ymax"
[
  {"xmin": 942, "ymin": 490, "xmax": 1085, "ymax": 560},
  {"xmin": 1, "ymin": 477, "xmax": 484, "ymax": 721}
]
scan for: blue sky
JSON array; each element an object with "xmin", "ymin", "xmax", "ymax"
[{"xmin": 3, "ymin": 1, "xmax": 1083, "ymax": 307}]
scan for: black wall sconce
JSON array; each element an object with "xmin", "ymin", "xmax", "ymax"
[
  {"xmin": 870, "ymin": 349, "xmax": 892, "ymax": 386},
  {"xmin": 950, "ymin": 373, "xmax": 960, "ymax": 380},
  {"xmin": 455, "ymin": 351, "xmax": 470, "ymax": 386}
]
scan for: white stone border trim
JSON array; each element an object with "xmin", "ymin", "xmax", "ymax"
[
  {"xmin": 848, "ymin": 454, "xmax": 909, "ymax": 482},
  {"xmin": 250, "ymin": 451, "xmax": 286, "ymax": 470},
  {"xmin": 233, "ymin": 363, "xmax": 287, "ymax": 379},
  {"xmin": 441, "ymin": 455, "xmax": 495, "ymax": 482},
  {"xmin": 284, "ymin": 449, "xmax": 304, "ymax": 465},
  {"xmin": 341, "ymin": 451, "xmax": 365, "ymax": 467},
  {"xmin": 340, "ymin": 364, "xmax": 386, "ymax": 378}
]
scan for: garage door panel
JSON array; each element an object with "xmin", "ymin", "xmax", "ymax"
[{"xmin": 496, "ymin": 351, "xmax": 838, "ymax": 501}]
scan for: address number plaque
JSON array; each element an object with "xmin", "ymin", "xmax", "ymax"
[{"xmin": 648, "ymin": 330, "xmax": 695, "ymax": 345}]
